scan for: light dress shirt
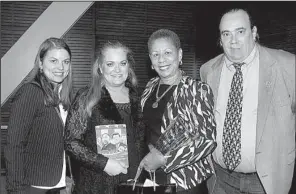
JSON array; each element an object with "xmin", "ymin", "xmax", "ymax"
[{"xmin": 213, "ymin": 45, "xmax": 259, "ymax": 173}]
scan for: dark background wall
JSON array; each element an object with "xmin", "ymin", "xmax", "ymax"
[
  {"xmin": 194, "ymin": 1, "xmax": 296, "ymax": 78},
  {"xmin": 1, "ymin": 1, "xmax": 295, "ymax": 193},
  {"xmin": 95, "ymin": 1, "xmax": 198, "ymax": 88},
  {"xmin": 1, "ymin": 1, "xmax": 53, "ymax": 179}
]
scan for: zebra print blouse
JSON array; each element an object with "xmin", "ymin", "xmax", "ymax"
[{"xmin": 140, "ymin": 75, "xmax": 217, "ymax": 191}]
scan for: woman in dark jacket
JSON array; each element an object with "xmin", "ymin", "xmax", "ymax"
[
  {"xmin": 64, "ymin": 41, "xmax": 146, "ymax": 194},
  {"xmin": 5, "ymin": 37, "xmax": 73, "ymax": 194}
]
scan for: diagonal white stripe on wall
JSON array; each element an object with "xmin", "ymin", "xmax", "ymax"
[{"xmin": 1, "ymin": 1, "xmax": 94, "ymax": 105}]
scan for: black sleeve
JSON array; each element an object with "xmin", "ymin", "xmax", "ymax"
[{"xmin": 64, "ymin": 88, "xmax": 108, "ymax": 172}]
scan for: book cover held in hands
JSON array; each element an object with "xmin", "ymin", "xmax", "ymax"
[{"xmin": 95, "ymin": 124, "xmax": 129, "ymax": 167}]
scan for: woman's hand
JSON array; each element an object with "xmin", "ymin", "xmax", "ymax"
[
  {"xmin": 103, "ymin": 158, "xmax": 128, "ymax": 176},
  {"xmin": 141, "ymin": 145, "xmax": 167, "ymax": 172}
]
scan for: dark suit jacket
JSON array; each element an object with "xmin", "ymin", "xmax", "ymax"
[
  {"xmin": 5, "ymin": 82, "xmax": 64, "ymax": 194},
  {"xmin": 200, "ymin": 44, "xmax": 295, "ymax": 194}
]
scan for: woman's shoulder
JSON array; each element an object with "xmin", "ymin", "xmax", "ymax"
[
  {"xmin": 20, "ymin": 81, "xmax": 41, "ymax": 90},
  {"xmin": 71, "ymin": 86, "xmax": 89, "ymax": 105},
  {"xmin": 75, "ymin": 86, "xmax": 89, "ymax": 97},
  {"xmin": 14, "ymin": 82, "xmax": 43, "ymax": 98},
  {"xmin": 146, "ymin": 77, "xmax": 159, "ymax": 86},
  {"xmin": 195, "ymin": 80, "xmax": 211, "ymax": 88},
  {"xmin": 9, "ymin": 82, "xmax": 44, "ymax": 107},
  {"xmin": 141, "ymin": 77, "xmax": 159, "ymax": 98},
  {"xmin": 180, "ymin": 76, "xmax": 213, "ymax": 95},
  {"xmin": 181, "ymin": 76, "xmax": 210, "ymax": 87}
]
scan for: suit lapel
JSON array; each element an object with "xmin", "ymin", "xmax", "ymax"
[
  {"xmin": 209, "ymin": 57, "xmax": 224, "ymax": 107},
  {"xmin": 256, "ymin": 45, "xmax": 277, "ymax": 149},
  {"xmin": 208, "ymin": 46, "xmax": 277, "ymax": 149}
]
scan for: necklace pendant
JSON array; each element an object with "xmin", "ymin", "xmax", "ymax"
[{"xmin": 152, "ymin": 101, "xmax": 158, "ymax": 108}]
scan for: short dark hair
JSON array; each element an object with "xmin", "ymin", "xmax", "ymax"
[
  {"xmin": 147, "ymin": 29, "xmax": 181, "ymax": 52},
  {"xmin": 112, "ymin": 132, "xmax": 121, "ymax": 138},
  {"xmin": 220, "ymin": 8, "xmax": 255, "ymax": 29}
]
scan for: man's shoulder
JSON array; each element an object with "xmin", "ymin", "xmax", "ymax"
[
  {"xmin": 260, "ymin": 45, "xmax": 295, "ymax": 82},
  {"xmin": 201, "ymin": 54, "xmax": 224, "ymax": 70},
  {"xmin": 260, "ymin": 45, "xmax": 295, "ymax": 64},
  {"xmin": 200, "ymin": 53, "xmax": 224, "ymax": 79}
]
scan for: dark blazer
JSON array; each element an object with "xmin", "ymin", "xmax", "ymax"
[
  {"xmin": 5, "ymin": 82, "xmax": 64, "ymax": 194},
  {"xmin": 200, "ymin": 44, "xmax": 295, "ymax": 194}
]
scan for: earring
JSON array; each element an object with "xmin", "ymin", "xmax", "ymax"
[
  {"xmin": 151, "ymin": 65, "xmax": 154, "ymax": 70},
  {"xmin": 97, "ymin": 68, "xmax": 102, "ymax": 74},
  {"xmin": 179, "ymin": 60, "xmax": 183, "ymax": 66}
]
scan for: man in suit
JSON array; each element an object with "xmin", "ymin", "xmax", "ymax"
[{"xmin": 200, "ymin": 8, "xmax": 295, "ymax": 194}]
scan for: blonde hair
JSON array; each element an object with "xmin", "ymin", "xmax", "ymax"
[{"xmin": 80, "ymin": 40, "xmax": 137, "ymax": 118}]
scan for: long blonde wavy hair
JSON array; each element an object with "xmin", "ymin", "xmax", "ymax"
[{"xmin": 80, "ymin": 40, "xmax": 137, "ymax": 118}]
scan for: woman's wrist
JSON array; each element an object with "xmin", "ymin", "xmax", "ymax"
[{"xmin": 149, "ymin": 146, "xmax": 167, "ymax": 167}]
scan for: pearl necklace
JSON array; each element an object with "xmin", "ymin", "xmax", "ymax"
[{"xmin": 152, "ymin": 75, "xmax": 182, "ymax": 109}]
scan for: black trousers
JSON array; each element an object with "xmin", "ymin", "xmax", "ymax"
[
  {"xmin": 177, "ymin": 183, "xmax": 208, "ymax": 194},
  {"xmin": 152, "ymin": 168, "xmax": 209, "ymax": 194}
]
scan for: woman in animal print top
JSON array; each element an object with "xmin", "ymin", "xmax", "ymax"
[{"xmin": 140, "ymin": 29, "xmax": 217, "ymax": 194}]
